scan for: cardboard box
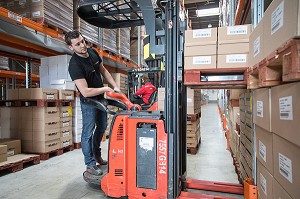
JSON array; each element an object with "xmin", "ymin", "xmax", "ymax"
[
  {"xmin": 32, "ymin": 107, "xmax": 60, "ymax": 119},
  {"xmin": 218, "ymin": 25, "xmax": 252, "ymax": 41},
  {"xmin": 257, "ymin": 161, "xmax": 274, "ymax": 199},
  {"xmin": 22, "ymin": 139, "xmax": 60, "ymax": 153},
  {"xmin": 217, "ymin": 54, "xmax": 248, "ymax": 68},
  {"xmin": 19, "ymin": 88, "xmax": 58, "ymax": 100},
  {"xmin": 33, "ymin": 128, "xmax": 61, "ymax": 142},
  {"xmin": 0, "ymin": 145, "xmax": 7, "ymax": 163},
  {"xmin": 58, "ymin": 90, "xmax": 74, "ymax": 100},
  {"xmin": 60, "ymin": 117, "xmax": 72, "ymax": 128},
  {"xmin": 263, "ymin": 0, "xmax": 300, "ymax": 57},
  {"xmin": 185, "ymin": 43, "xmax": 217, "ymax": 56},
  {"xmin": 60, "ymin": 135, "xmax": 73, "ymax": 148},
  {"xmin": 217, "ymin": 41, "xmax": 249, "ymax": 55},
  {"xmin": 230, "ymin": 89, "xmax": 246, "ymax": 100},
  {"xmin": 32, "ymin": 117, "xmax": 60, "ymax": 131},
  {"xmin": 60, "ymin": 106, "xmax": 73, "ymax": 118},
  {"xmin": 272, "ymin": 179, "xmax": 292, "ymax": 199},
  {"xmin": 253, "ymin": 88, "xmax": 271, "ymax": 132},
  {"xmin": 273, "ymin": 134, "xmax": 300, "ymax": 199},
  {"xmin": 249, "ymin": 20, "xmax": 265, "ymax": 67},
  {"xmin": 271, "ymin": 82, "xmax": 300, "ymax": 147},
  {"xmin": 61, "ymin": 126, "xmax": 72, "ymax": 138},
  {"xmin": 256, "ymin": 125, "xmax": 273, "ymax": 174},
  {"xmin": 30, "ymin": 5, "xmax": 44, "ymax": 18},
  {"xmin": 0, "ymin": 139, "xmax": 21, "ymax": 156},
  {"xmin": 185, "ymin": 28, "xmax": 218, "ymax": 45},
  {"xmin": 7, "ymin": 89, "xmax": 19, "ymax": 100},
  {"xmin": 184, "ymin": 55, "xmax": 217, "ymax": 69},
  {"xmin": 50, "ymin": 79, "xmax": 75, "ymax": 90}
]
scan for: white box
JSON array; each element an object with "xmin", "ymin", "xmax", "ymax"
[{"xmin": 50, "ymin": 79, "xmax": 75, "ymax": 90}]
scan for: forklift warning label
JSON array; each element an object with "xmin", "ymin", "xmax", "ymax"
[{"xmin": 139, "ymin": 137, "xmax": 154, "ymax": 151}]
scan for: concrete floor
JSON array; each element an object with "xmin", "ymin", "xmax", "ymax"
[{"xmin": 0, "ymin": 103, "xmax": 243, "ymax": 199}]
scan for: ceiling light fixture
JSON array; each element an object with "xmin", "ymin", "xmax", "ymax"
[{"xmin": 196, "ymin": 7, "xmax": 220, "ymax": 18}]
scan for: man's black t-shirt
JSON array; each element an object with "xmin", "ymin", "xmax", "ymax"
[{"xmin": 68, "ymin": 48, "xmax": 104, "ymax": 99}]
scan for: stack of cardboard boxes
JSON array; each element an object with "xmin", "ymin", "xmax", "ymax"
[
  {"xmin": 0, "ymin": 0, "xmax": 73, "ymax": 32},
  {"xmin": 0, "ymin": 139, "xmax": 21, "ymax": 163},
  {"xmin": 253, "ymin": 82, "xmax": 300, "ymax": 199},
  {"xmin": 239, "ymin": 91, "xmax": 254, "ymax": 181},
  {"xmin": 184, "ymin": 25, "xmax": 251, "ymax": 70}
]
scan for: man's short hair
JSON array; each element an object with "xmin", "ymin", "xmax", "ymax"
[{"xmin": 65, "ymin": 30, "xmax": 81, "ymax": 45}]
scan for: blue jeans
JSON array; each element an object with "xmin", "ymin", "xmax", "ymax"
[{"xmin": 80, "ymin": 102, "xmax": 107, "ymax": 167}]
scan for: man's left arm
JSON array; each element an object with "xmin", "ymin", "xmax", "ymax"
[{"xmin": 99, "ymin": 63, "xmax": 120, "ymax": 92}]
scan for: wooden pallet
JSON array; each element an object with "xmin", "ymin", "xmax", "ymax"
[
  {"xmin": 0, "ymin": 154, "xmax": 40, "ymax": 173},
  {"xmin": 248, "ymin": 38, "xmax": 300, "ymax": 88},
  {"xmin": 74, "ymin": 142, "xmax": 81, "ymax": 149},
  {"xmin": 187, "ymin": 137, "xmax": 201, "ymax": 155},
  {"xmin": 39, "ymin": 144, "xmax": 74, "ymax": 160},
  {"xmin": 187, "ymin": 112, "xmax": 201, "ymax": 122},
  {"xmin": 184, "ymin": 68, "xmax": 247, "ymax": 89}
]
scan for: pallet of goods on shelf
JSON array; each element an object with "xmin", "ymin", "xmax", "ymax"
[{"xmin": 0, "ymin": 0, "xmax": 73, "ymax": 33}]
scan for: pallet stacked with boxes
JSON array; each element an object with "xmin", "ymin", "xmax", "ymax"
[
  {"xmin": 158, "ymin": 87, "xmax": 201, "ymax": 154},
  {"xmin": 0, "ymin": 0, "xmax": 73, "ymax": 32},
  {"xmin": 239, "ymin": 91, "xmax": 254, "ymax": 182},
  {"xmin": 247, "ymin": 0, "xmax": 300, "ymax": 198}
]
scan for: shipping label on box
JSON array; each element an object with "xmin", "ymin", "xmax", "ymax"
[
  {"xmin": 271, "ymin": 1, "xmax": 284, "ymax": 35},
  {"xmin": 226, "ymin": 54, "xmax": 247, "ymax": 63},
  {"xmin": 254, "ymin": 36, "xmax": 261, "ymax": 57}
]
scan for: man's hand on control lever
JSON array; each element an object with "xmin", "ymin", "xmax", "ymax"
[
  {"xmin": 113, "ymin": 87, "xmax": 121, "ymax": 93},
  {"xmin": 103, "ymin": 86, "xmax": 114, "ymax": 93}
]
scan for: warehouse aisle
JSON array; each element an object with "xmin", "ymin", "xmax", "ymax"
[{"xmin": 187, "ymin": 102, "xmax": 239, "ymax": 183}]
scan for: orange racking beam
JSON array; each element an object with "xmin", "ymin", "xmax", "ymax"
[
  {"xmin": 0, "ymin": 70, "xmax": 39, "ymax": 82},
  {"xmin": 234, "ymin": 0, "xmax": 245, "ymax": 25}
]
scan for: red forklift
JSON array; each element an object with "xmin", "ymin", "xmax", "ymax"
[{"xmin": 77, "ymin": 0, "xmax": 252, "ymax": 198}]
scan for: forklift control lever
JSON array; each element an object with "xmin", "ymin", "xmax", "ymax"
[{"xmin": 106, "ymin": 91, "xmax": 141, "ymax": 111}]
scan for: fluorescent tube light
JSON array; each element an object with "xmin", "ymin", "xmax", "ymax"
[{"xmin": 196, "ymin": 7, "xmax": 220, "ymax": 17}]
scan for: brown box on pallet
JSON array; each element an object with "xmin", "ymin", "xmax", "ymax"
[
  {"xmin": 60, "ymin": 135, "xmax": 73, "ymax": 148},
  {"xmin": 32, "ymin": 107, "xmax": 60, "ymax": 119},
  {"xmin": 218, "ymin": 40, "xmax": 249, "ymax": 55},
  {"xmin": 60, "ymin": 107, "xmax": 72, "ymax": 118},
  {"xmin": 58, "ymin": 90, "xmax": 74, "ymax": 100},
  {"xmin": 218, "ymin": 25, "xmax": 252, "ymax": 41},
  {"xmin": 253, "ymin": 88, "xmax": 271, "ymax": 132},
  {"xmin": 33, "ymin": 117, "xmax": 60, "ymax": 131},
  {"xmin": 273, "ymin": 179, "xmax": 292, "ymax": 199},
  {"xmin": 217, "ymin": 54, "xmax": 248, "ymax": 69},
  {"xmin": 263, "ymin": 0, "xmax": 300, "ymax": 58},
  {"xmin": 185, "ymin": 43, "xmax": 217, "ymax": 56},
  {"xmin": 0, "ymin": 139, "xmax": 21, "ymax": 157},
  {"xmin": 256, "ymin": 126, "xmax": 273, "ymax": 175},
  {"xmin": 61, "ymin": 126, "xmax": 72, "ymax": 138},
  {"xmin": 249, "ymin": 20, "xmax": 265, "ymax": 67},
  {"xmin": 185, "ymin": 28, "xmax": 218, "ymax": 45},
  {"xmin": 273, "ymin": 134, "xmax": 300, "ymax": 199},
  {"xmin": 22, "ymin": 139, "xmax": 60, "ymax": 153},
  {"xmin": 7, "ymin": 89, "xmax": 19, "ymax": 100},
  {"xmin": 0, "ymin": 145, "xmax": 7, "ymax": 163},
  {"xmin": 32, "ymin": 128, "xmax": 61, "ymax": 142},
  {"xmin": 271, "ymin": 82, "xmax": 300, "ymax": 147},
  {"xmin": 257, "ymin": 161, "xmax": 274, "ymax": 199},
  {"xmin": 231, "ymin": 89, "xmax": 246, "ymax": 100},
  {"xmin": 184, "ymin": 55, "xmax": 217, "ymax": 69},
  {"xmin": 60, "ymin": 117, "xmax": 72, "ymax": 128},
  {"xmin": 30, "ymin": 5, "xmax": 44, "ymax": 19},
  {"xmin": 19, "ymin": 88, "xmax": 58, "ymax": 100}
]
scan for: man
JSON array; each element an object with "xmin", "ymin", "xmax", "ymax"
[
  {"xmin": 65, "ymin": 30, "xmax": 120, "ymax": 176},
  {"xmin": 132, "ymin": 79, "xmax": 156, "ymax": 105}
]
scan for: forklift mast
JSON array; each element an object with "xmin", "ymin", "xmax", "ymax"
[{"xmin": 77, "ymin": 0, "xmax": 187, "ymax": 198}]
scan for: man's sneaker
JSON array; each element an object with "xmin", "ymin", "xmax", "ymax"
[
  {"xmin": 86, "ymin": 165, "xmax": 103, "ymax": 176},
  {"xmin": 94, "ymin": 155, "xmax": 108, "ymax": 165}
]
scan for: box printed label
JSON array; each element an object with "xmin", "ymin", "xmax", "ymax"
[
  {"xmin": 47, "ymin": 94, "xmax": 55, "ymax": 99},
  {"xmin": 259, "ymin": 140, "xmax": 267, "ymax": 162},
  {"xmin": 271, "ymin": 0, "xmax": 284, "ymax": 35},
  {"xmin": 257, "ymin": 101, "xmax": 263, "ymax": 117},
  {"xmin": 63, "ymin": 121, "xmax": 70, "ymax": 127},
  {"xmin": 227, "ymin": 25, "xmax": 248, "ymax": 35},
  {"xmin": 66, "ymin": 95, "xmax": 73, "ymax": 100},
  {"xmin": 63, "ymin": 131, "xmax": 70, "ymax": 137},
  {"xmin": 193, "ymin": 29, "xmax": 212, "ymax": 38},
  {"xmin": 226, "ymin": 54, "xmax": 247, "ymax": 63},
  {"xmin": 193, "ymin": 56, "xmax": 211, "ymax": 65},
  {"xmin": 254, "ymin": 36, "xmax": 260, "ymax": 57},
  {"xmin": 279, "ymin": 153, "xmax": 293, "ymax": 183},
  {"xmin": 63, "ymin": 141, "xmax": 70, "ymax": 147},
  {"xmin": 279, "ymin": 96, "xmax": 293, "ymax": 120},
  {"xmin": 260, "ymin": 173, "xmax": 267, "ymax": 196},
  {"xmin": 62, "ymin": 112, "xmax": 69, "ymax": 117}
]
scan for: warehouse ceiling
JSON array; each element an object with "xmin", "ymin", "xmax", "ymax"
[{"xmin": 184, "ymin": 0, "xmax": 220, "ymax": 30}]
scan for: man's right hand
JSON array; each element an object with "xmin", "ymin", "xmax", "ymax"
[{"xmin": 102, "ymin": 86, "xmax": 114, "ymax": 93}]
